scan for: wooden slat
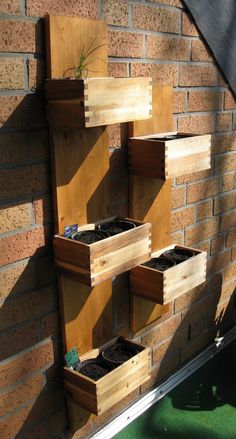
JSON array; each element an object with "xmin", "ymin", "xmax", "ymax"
[
  {"xmin": 59, "ymin": 275, "xmax": 113, "ymax": 355},
  {"xmin": 45, "ymin": 15, "xmax": 108, "ymax": 79},
  {"xmin": 129, "ymin": 85, "xmax": 173, "ymax": 333}
]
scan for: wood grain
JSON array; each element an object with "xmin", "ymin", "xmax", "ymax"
[{"xmin": 129, "ymin": 85, "xmax": 173, "ymax": 332}]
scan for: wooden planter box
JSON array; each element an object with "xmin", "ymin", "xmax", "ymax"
[
  {"xmin": 54, "ymin": 217, "xmax": 151, "ymax": 286},
  {"xmin": 129, "ymin": 131, "xmax": 211, "ymax": 179},
  {"xmin": 64, "ymin": 337, "xmax": 151, "ymax": 415},
  {"xmin": 130, "ymin": 245, "xmax": 207, "ymax": 305},
  {"xmin": 45, "ymin": 77, "xmax": 152, "ymax": 128}
]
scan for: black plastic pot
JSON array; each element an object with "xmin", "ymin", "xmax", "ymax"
[
  {"xmin": 102, "ymin": 342, "xmax": 138, "ymax": 367},
  {"xmin": 74, "ymin": 358, "xmax": 114, "ymax": 381},
  {"xmin": 73, "ymin": 229, "xmax": 110, "ymax": 244},
  {"xmin": 142, "ymin": 256, "xmax": 176, "ymax": 271},
  {"xmin": 161, "ymin": 247, "xmax": 195, "ymax": 264},
  {"xmin": 97, "ymin": 219, "xmax": 136, "ymax": 236}
]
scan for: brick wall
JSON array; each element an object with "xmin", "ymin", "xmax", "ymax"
[{"xmin": 0, "ymin": 1, "xmax": 236, "ymax": 438}]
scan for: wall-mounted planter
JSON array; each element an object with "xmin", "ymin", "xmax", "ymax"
[
  {"xmin": 45, "ymin": 77, "xmax": 152, "ymax": 128},
  {"xmin": 64, "ymin": 337, "xmax": 151, "ymax": 415},
  {"xmin": 129, "ymin": 131, "xmax": 211, "ymax": 179},
  {"xmin": 130, "ymin": 245, "xmax": 207, "ymax": 305},
  {"xmin": 54, "ymin": 217, "xmax": 151, "ymax": 286}
]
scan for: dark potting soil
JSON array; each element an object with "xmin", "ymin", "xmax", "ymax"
[
  {"xmin": 143, "ymin": 257, "xmax": 175, "ymax": 271},
  {"xmin": 75, "ymin": 359, "xmax": 113, "ymax": 381},
  {"xmin": 102, "ymin": 342, "xmax": 137, "ymax": 364},
  {"xmin": 161, "ymin": 248, "xmax": 194, "ymax": 264},
  {"xmin": 98, "ymin": 220, "xmax": 136, "ymax": 236},
  {"xmin": 73, "ymin": 230, "xmax": 109, "ymax": 244}
]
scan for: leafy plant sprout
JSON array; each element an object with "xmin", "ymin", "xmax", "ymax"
[{"xmin": 64, "ymin": 37, "xmax": 107, "ymax": 79}]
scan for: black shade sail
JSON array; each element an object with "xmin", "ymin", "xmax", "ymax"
[{"xmin": 182, "ymin": 0, "xmax": 236, "ymax": 96}]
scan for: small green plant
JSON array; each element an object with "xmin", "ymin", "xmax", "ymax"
[{"xmin": 64, "ymin": 37, "xmax": 106, "ymax": 79}]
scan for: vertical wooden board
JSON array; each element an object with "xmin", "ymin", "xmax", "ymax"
[
  {"xmin": 51, "ymin": 126, "xmax": 109, "ymax": 234},
  {"xmin": 45, "ymin": 15, "xmax": 108, "ymax": 79},
  {"xmin": 59, "ymin": 276, "xmax": 113, "ymax": 355},
  {"xmin": 129, "ymin": 85, "xmax": 173, "ymax": 333},
  {"xmin": 45, "ymin": 16, "xmax": 112, "ymax": 360}
]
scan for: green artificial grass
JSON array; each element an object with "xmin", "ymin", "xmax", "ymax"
[{"xmin": 114, "ymin": 341, "xmax": 236, "ymax": 439}]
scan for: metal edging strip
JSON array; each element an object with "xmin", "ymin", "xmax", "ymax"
[{"xmin": 91, "ymin": 326, "xmax": 236, "ymax": 439}]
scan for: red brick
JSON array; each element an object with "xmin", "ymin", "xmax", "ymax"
[
  {"xmin": 214, "ymin": 192, "xmax": 236, "ymax": 214},
  {"xmin": 0, "ymin": 19, "xmax": 38, "ymax": 53},
  {"xmin": 0, "ymin": 260, "xmax": 38, "ymax": 300},
  {"xmin": 171, "ymin": 231, "xmax": 184, "ymax": 245},
  {"xmin": 141, "ymin": 352, "xmax": 180, "ymax": 393},
  {"xmin": 178, "ymin": 114, "xmax": 215, "ymax": 134},
  {"xmin": 216, "ymin": 112, "xmax": 232, "ymax": 132},
  {"xmin": 171, "ymin": 206, "xmax": 194, "ymax": 232},
  {"xmin": 196, "ymin": 200, "xmax": 213, "ymax": 221},
  {"xmin": 26, "ymin": 0, "xmax": 98, "ymax": 18},
  {"xmin": 221, "ymin": 172, "xmax": 236, "ymax": 192},
  {"xmin": 233, "ymin": 113, "xmax": 236, "ymax": 130},
  {"xmin": 0, "ymin": 227, "xmax": 47, "ymax": 266},
  {"xmin": 132, "ymin": 4, "xmax": 180, "ymax": 33},
  {"xmin": 130, "ymin": 63, "xmax": 178, "ymax": 85},
  {"xmin": 188, "ymin": 91, "xmax": 222, "ymax": 112},
  {"xmin": 179, "ymin": 65, "xmax": 217, "ymax": 87},
  {"xmin": 103, "ymin": 0, "xmax": 128, "ymax": 26},
  {"xmin": 108, "ymin": 62, "xmax": 128, "ymax": 78},
  {"xmin": 171, "ymin": 186, "xmax": 185, "ymax": 209},
  {"xmin": 173, "ymin": 91, "xmax": 186, "ymax": 113},
  {"xmin": 33, "ymin": 195, "xmax": 52, "ymax": 225},
  {"xmin": 176, "ymin": 168, "xmax": 212, "ymax": 185},
  {"xmin": 0, "ymin": 0, "xmax": 21, "ymax": 14},
  {"xmin": 181, "ymin": 329, "xmax": 214, "ymax": 363},
  {"xmin": 217, "ymin": 72, "xmax": 228, "ymax": 87},
  {"xmin": 220, "ymin": 211, "xmax": 236, "ymax": 232},
  {"xmin": 224, "ymin": 261, "xmax": 236, "ymax": 283},
  {"xmin": 187, "ymin": 178, "xmax": 219, "ymax": 203},
  {"xmin": 28, "ymin": 59, "xmax": 45, "ymax": 90},
  {"xmin": 227, "ymin": 228, "xmax": 236, "ymax": 246},
  {"xmin": 0, "ymin": 321, "xmax": 41, "ymax": 361},
  {"xmin": 174, "ymin": 282, "xmax": 208, "ymax": 313},
  {"xmin": 182, "ymin": 12, "xmax": 199, "ymax": 36},
  {"xmin": 211, "ymin": 133, "xmax": 236, "ymax": 154},
  {"xmin": 0, "ymin": 375, "xmax": 45, "ymax": 416},
  {"xmin": 193, "ymin": 240, "xmax": 210, "ymax": 253},
  {"xmin": 0, "ymin": 58, "xmax": 24, "ymax": 89},
  {"xmin": 0, "ymin": 401, "xmax": 35, "ymax": 439},
  {"xmin": 210, "ymin": 235, "xmax": 226, "ymax": 255},
  {"xmin": 224, "ymin": 91, "xmax": 236, "ymax": 110},
  {"xmin": 146, "ymin": 35, "xmax": 190, "ymax": 61},
  {"xmin": 191, "ymin": 39, "xmax": 213, "ymax": 62},
  {"xmin": 232, "ymin": 247, "xmax": 236, "ymax": 260},
  {"xmin": 0, "ymin": 340, "xmax": 54, "ymax": 388},
  {"xmin": 141, "ymin": 314, "xmax": 181, "ymax": 347},
  {"xmin": 0, "ymin": 132, "xmax": 29, "ymax": 166},
  {"xmin": 29, "ymin": 130, "xmax": 49, "ymax": 161},
  {"xmin": 0, "ymin": 164, "xmax": 49, "ymax": 201},
  {"xmin": 16, "ymin": 423, "xmax": 48, "ymax": 439},
  {"xmin": 41, "ymin": 311, "xmax": 60, "ymax": 338},
  {"xmin": 0, "ymin": 202, "xmax": 31, "ymax": 234},
  {"xmin": 215, "ymin": 152, "xmax": 236, "ymax": 174},
  {"xmin": 108, "ymin": 30, "xmax": 144, "ymax": 58},
  {"xmin": 152, "ymin": 332, "xmax": 184, "ymax": 365},
  {"xmin": 0, "ymin": 286, "xmax": 56, "ymax": 331},
  {"xmin": 207, "ymin": 250, "xmax": 231, "ymax": 275},
  {"xmin": 185, "ymin": 217, "xmax": 218, "ymax": 245},
  {"xmin": 0, "ymin": 95, "xmax": 46, "ymax": 129},
  {"xmin": 149, "ymin": 0, "xmax": 182, "ymax": 6},
  {"xmin": 190, "ymin": 317, "xmax": 208, "ymax": 340}
]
